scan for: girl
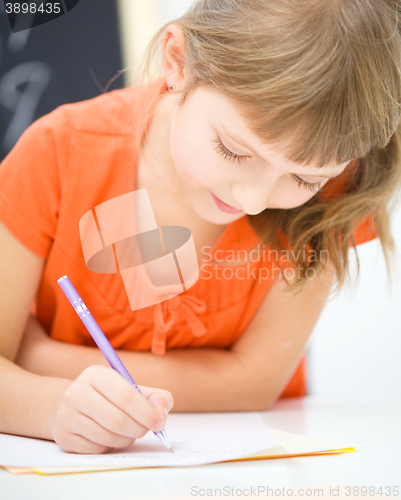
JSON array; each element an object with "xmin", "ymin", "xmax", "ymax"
[{"xmin": 1, "ymin": 0, "xmax": 400, "ymax": 455}]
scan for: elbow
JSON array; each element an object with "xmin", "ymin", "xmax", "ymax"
[
  {"xmin": 234, "ymin": 386, "xmax": 278, "ymax": 412},
  {"xmin": 228, "ymin": 356, "xmax": 283, "ymax": 411},
  {"xmin": 247, "ymin": 397, "xmax": 277, "ymax": 412}
]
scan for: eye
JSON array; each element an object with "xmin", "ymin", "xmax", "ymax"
[
  {"xmin": 292, "ymin": 174, "xmax": 323, "ymax": 192},
  {"xmin": 214, "ymin": 135, "xmax": 324, "ymax": 192},
  {"xmin": 213, "ymin": 136, "xmax": 248, "ymax": 164}
]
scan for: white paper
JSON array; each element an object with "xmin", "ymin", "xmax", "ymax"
[{"xmin": 0, "ymin": 412, "xmax": 279, "ymax": 468}]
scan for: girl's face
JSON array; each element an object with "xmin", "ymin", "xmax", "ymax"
[{"xmin": 168, "ymin": 85, "xmax": 349, "ymax": 225}]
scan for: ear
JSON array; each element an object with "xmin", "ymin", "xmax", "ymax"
[{"xmin": 162, "ymin": 23, "xmax": 187, "ymax": 92}]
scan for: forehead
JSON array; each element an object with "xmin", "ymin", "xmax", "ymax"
[{"xmin": 187, "ymin": 85, "xmax": 249, "ymax": 123}]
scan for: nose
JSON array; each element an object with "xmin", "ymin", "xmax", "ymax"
[{"xmin": 232, "ymin": 181, "xmax": 272, "ymax": 215}]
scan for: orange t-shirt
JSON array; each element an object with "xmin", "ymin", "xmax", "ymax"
[{"xmin": 0, "ymin": 78, "xmax": 377, "ymax": 399}]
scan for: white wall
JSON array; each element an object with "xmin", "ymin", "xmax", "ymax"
[
  {"xmin": 157, "ymin": 0, "xmax": 197, "ymax": 24},
  {"xmin": 117, "ymin": 0, "xmax": 196, "ymax": 84},
  {"xmin": 307, "ymin": 201, "xmax": 401, "ymax": 398}
]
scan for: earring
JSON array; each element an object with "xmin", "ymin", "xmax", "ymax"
[{"xmin": 168, "ymin": 84, "xmax": 175, "ymax": 91}]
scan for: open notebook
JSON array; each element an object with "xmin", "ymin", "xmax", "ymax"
[{"xmin": 0, "ymin": 412, "xmax": 355, "ymax": 475}]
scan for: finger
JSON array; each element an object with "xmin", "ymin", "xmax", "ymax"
[
  {"xmin": 85, "ymin": 366, "xmax": 167, "ymax": 432},
  {"xmin": 55, "ymin": 432, "xmax": 113, "ymax": 455},
  {"xmin": 70, "ymin": 411, "xmax": 137, "ymax": 450},
  {"xmin": 73, "ymin": 383, "xmax": 150, "ymax": 439}
]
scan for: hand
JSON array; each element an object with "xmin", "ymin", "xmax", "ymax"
[
  {"xmin": 15, "ymin": 315, "xmax": 53, "ymax": 373},
  {"xmin": 50, "ymin": 364, "xmax": 174, "ymax": 454}
]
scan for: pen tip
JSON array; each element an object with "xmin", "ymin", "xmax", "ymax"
[{"xmin": 170, "ymin": 448, "xmax": 174, "ymax": 453}]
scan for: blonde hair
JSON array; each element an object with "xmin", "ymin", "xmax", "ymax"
[{"xmin": 137, "ymin": 0, "xmax": 401, "ymax": 295}]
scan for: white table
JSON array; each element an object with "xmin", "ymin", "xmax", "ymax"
[{"xmin": 1, "ymin": 396, "xmax": 400, "ymax": 500}]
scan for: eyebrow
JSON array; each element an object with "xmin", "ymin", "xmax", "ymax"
[{"xmin": 217, "ymin": 121, "xmax": 344, "ymax": 180}]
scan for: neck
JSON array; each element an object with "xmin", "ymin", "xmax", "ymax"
[{"xmin": 138, "ymin": 92, "xmax": 183, "ymax": 198}]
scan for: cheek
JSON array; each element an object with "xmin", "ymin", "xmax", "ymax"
[
  {"xmin": 170, "ymin": 125, "xmax": 223, "ymax": 187},
  {"xmin": 272, "ymin": 179, "xmax": 321, "ymax": 209}
]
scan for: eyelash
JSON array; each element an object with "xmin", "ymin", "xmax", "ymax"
[
  {"xmin": 292, "ymin": 175, "xmax": 324, "ymax": 192},
  {"xmin": 213, "ymin": 136, "xmax": 323, "ymax": 192},
  {"xmin": 213, "ymin": 137, "xmax": 248, "ymax": 164}
]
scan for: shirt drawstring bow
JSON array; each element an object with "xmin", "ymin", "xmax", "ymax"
[{"xmin": 151, "ymin": 294, "xmax": 208, "ymax": 355}]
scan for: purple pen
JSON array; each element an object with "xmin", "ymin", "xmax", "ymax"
[{"xmin": 57, "ymin": 275, "xmax": 173, "ymax": 453}]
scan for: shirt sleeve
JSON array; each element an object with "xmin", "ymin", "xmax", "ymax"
[
  {"xmin": 0, "ymin": 108, "xmax": 68, "ymax": 259},
  {"xmin": 320, "ymin": 160, "xmax": 379, "ymax": 248},
  {"xmin": 350, "ymin": 212, "xmax": 378, "ymax": 247}
]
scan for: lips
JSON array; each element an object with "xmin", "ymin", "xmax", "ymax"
[{"xmin": 211, "ymin": 193, "xmax": 243, "ymax": 214}]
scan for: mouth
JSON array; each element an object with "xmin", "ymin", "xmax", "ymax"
[{"xmin": 211, "ymin": 193, "xmax": 243, "ymax": 214}]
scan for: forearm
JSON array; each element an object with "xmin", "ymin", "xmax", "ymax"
[
  {"xmin": 19, "ymin": 334, "xmax": 271, "ymax": 412},
  {"xmin": 0, "ymin": 355, "xmax": 71, "ymax": 440}
]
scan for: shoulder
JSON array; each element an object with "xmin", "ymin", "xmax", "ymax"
[
  {"xmin": 62, "ymin": 87, "xmax": 140, "ymax": 135},
  {"xmin": 5, "ymin": 88, "xmax": 136, "ymax": 161},
  {"xmin": 29, "ymin": 78, "xmax": 166, "ymax": 139},
  {"xmin": 33, "ymin": 87, "xmax": 138, "ymax": 138}
]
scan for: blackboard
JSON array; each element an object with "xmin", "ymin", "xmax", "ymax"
[{"xmin": 0, "ymin": 0, "xmax": 124, "ymax": 161}]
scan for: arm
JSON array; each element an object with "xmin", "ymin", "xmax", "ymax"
[
  {"xmin": 17, "ymin": 318, "xmax": 247, "ymax": 411},
  {"xmin": 0, "ymin": 219, "xmax": 71, "ymax": 439},
  {"xmin": 18, "ymin": 259, "xmax": 337, "ymax": 412},
  {"xmin": 0, "ymin": 220, "xmax": 172, "ymax": 452}
]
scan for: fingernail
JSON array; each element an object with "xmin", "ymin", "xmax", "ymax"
[{"xmin": 155, "ymin": 419, "xmax": 166, "ymax": 431}]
